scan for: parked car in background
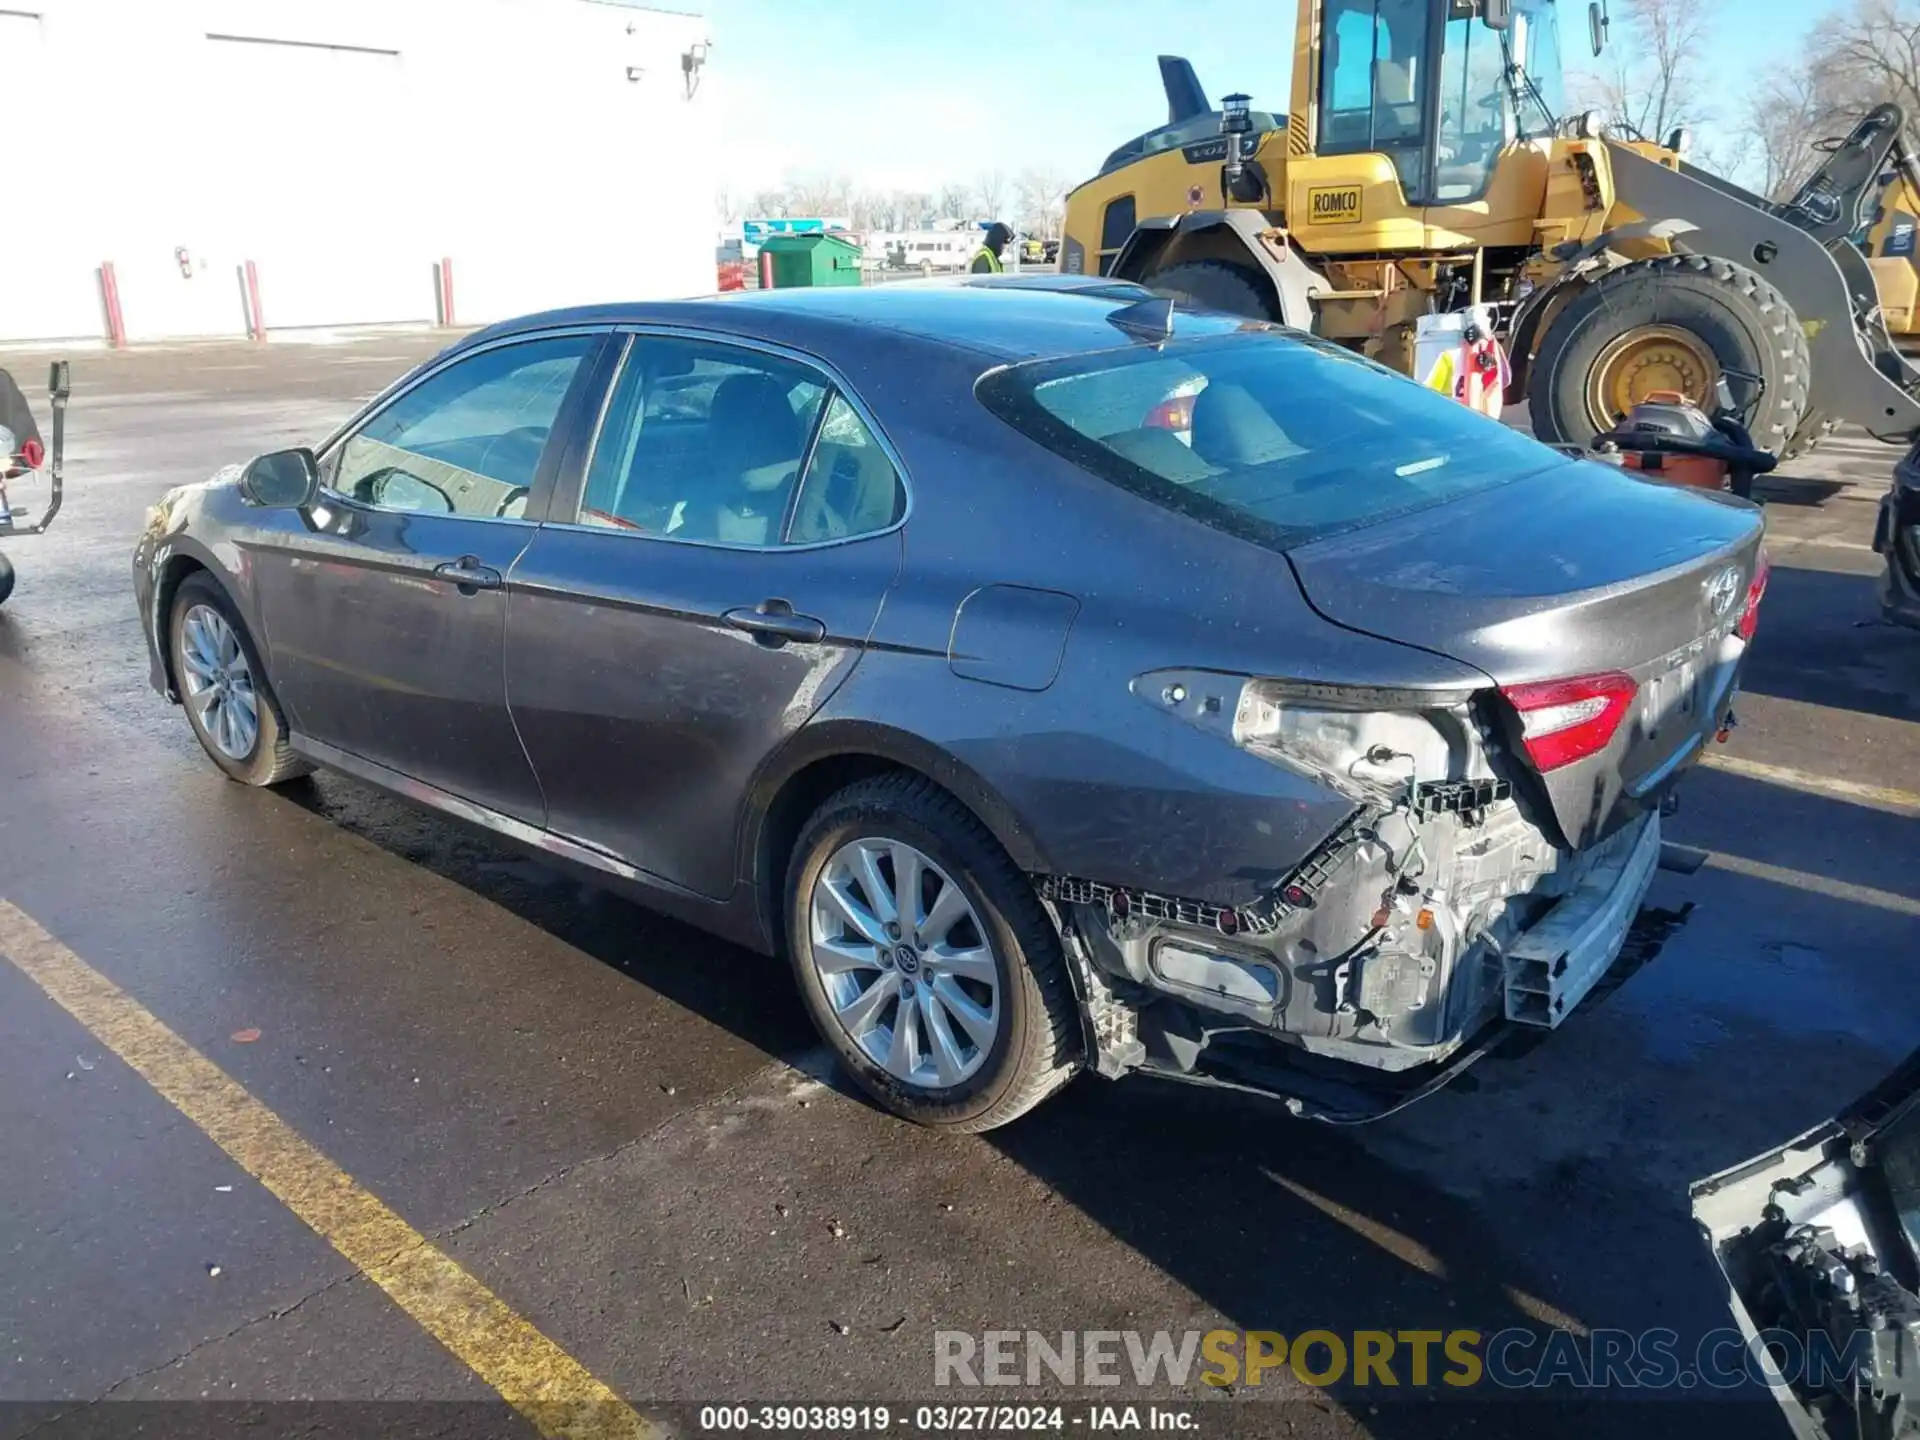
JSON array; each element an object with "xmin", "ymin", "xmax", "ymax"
[
  {"xmin": 1875, "ymin": 448, "xmax": 1920, "ymax": 628},
  {"xmin": 132, "ymin": 277, "xmax": 1767, "ymax": 1132},
  {"xmin": 1692, "ymin": 1045, "xmax": 1920, "ymax": 1440}
]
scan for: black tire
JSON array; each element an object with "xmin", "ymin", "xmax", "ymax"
[
  {"xmin": 0, "ymin": 551, "xmax": 13, "ymax": 606},
  {"xmin": 785, "ymin": 773, "xmax": 1081, "ymax": 1132},
  {"xmin": 1145, "ymin": 260, "xmax": 1280, "ymax": 321},
  {"xmin": 1781, "ymin": 407, "xmax": 1841, "ymax": 463},
  {"xmin": 168, "ymin": 572, "xmax": 311, "ymax": 787},
  {"xmin": 1529, "ymin": 254, "xmax": 1811, "ymax": 456}
]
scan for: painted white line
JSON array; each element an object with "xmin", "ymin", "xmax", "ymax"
[
  {"xmin": 1770, "ymin": 536, "xmax": 1878, "ymax": 552},
  {"xmin": 1704, "ymin": 853, "xmax": 1920, "ymax": 917},
  {"xmin": 1700, "ymin": 753, "xmax": 1920, "ymax": 817}
]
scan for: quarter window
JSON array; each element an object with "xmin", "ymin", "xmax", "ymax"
[
  {"xmin": 333, "ymin": 336, "xmax": 593, "ymax": 519},
  {"xmin": 787, "ymin": 395, "xmax": 905, "ymax": 544},
  {"xmin": 579, "ymin": 339, "xmax": 901, "ymax": 547}
]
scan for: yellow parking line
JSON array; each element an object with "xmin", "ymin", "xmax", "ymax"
[
  {"xmin": 0, "ymin": 900, "xmax": 659, "ymax": 1440},
  {"xmin": 1700, "ymin": 753, "xmax": 1920, "ymax": 818},
  {"xmin": 1702, "ymin": 854, "xmax": 1920, "ymax": 917}
]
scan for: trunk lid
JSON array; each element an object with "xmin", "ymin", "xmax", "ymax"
[
  {"xmin": 1286, "ymin": 462, "xmax": 1765, "ymax": 848},
  {"xmin": 1690, "ymin": 1047, "xmax": 1920, "ymax": 1440}
]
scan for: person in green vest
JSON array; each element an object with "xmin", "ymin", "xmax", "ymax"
[{"xmin": 970, "ymin": 222, "xmax": 1012, "ymax": 274}]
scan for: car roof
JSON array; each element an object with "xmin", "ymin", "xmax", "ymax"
[{"xmin": 450, "ymin": 275, "xmax": 1259, "ymax": 367}]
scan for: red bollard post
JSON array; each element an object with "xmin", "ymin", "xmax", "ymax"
[
  {"xmin": 437, "ymin": 257, "xmax": 457, "ymax": 327},
  {"xmin": 100, "ymin": 262, "xmax": 127, "ymax": 348},
  {"xmin": 758, "ymin": 250, "xmax": 775, "ymax": 290},
  {"xmin": 244, "ymin": 260, "xmax": 266, "ymax": 341}
]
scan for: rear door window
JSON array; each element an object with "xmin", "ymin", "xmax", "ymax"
[
  {"xmin": 579, "ymin": 338, "xmax": 828, "ymax": 545},
  {"xmin": 577, "ymin": 337, "xmax": 903, "ymax": 547},
  {"xmin": 976, "ymin": 330, "xmax": 1571, "ymax": 550}
]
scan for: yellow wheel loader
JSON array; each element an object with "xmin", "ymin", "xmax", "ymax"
[
  {"xmin": 1852, "ymin": 128, "xmax": 1920, "ymax": 348},
  {"xmin": 1061, "ymin": 0, "xmax": 1920, "ymax": 459}
]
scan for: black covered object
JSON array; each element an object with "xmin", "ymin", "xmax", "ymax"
[{"xmin": 0, "ymin": 368, "xmax": 41, "ymax": 452}]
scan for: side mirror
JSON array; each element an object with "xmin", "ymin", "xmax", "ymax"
[
  {"xmin": 239, "ymin": 448, "xmax": 320, "ymax": 509},
  {"xmin": 1588, "ymin": 1, "xmax": 1608, "ymax": 56},
  {"xmin": 1482, "ymin": 0, "xmax": 1512, "ymax": 30},
  {"xmin": 48, "ymin": 360, "xmax": 70, "ymax": 401}
]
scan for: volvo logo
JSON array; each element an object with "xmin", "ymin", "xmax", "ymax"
[{"xmin": 1704, "ymin": 566, "xmax": 1742, "ymax": 619}]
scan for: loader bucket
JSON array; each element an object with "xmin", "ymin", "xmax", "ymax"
[{"xmin": 1608, "ymin": 143, "xmax": 1920, "ymax": 446}]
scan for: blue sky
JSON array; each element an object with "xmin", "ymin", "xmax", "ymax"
[{"xmin": 697, "ymin": 0, "xmax": 1844, "ymax": 198}]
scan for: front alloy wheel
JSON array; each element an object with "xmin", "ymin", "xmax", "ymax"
[
  {"xmin": 167, "ymin": 572, "xmax": 311, "ymax": 787},
  {"xmin": 178, "ymin": 603, "xmax": 260, "ymax": 761},
  {"xmin": 809, "ymin": 838, "xmax": 1001, "ymax": 1088}
]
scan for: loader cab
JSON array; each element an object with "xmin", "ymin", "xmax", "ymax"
[{"xmin": 1315, "ymin": 0, "xmax": 1568, "ymax": 206}]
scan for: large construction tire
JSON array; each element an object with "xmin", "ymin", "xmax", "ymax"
[
  {"xmin": 1530, "ymin": 254, "xmax": 1811, "ymax": 457},
  {"xmin": 1145, "ymin": 260, "xmax": 1280, "ymax": 322},
  {"xmin": 1782, "ymin": 407, "xmax": 1842, "ymax": 462}
]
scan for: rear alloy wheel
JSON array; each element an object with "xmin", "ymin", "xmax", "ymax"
[
  {"xmin": 1530, "ymin": 253, "xmax": 1810, "ymax": 456},
  {"xmin": 786, "ymin": 774, "xmax": 1081, "ymax": 1132},
  {"xmin": 169, "ymin": 573, "xmax": 311, "ymax": 787},
  {"xmin": 810, "ymin": 838, "xmax": 1000, "ymax": 1090}
]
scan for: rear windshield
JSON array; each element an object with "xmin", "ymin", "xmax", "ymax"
[{"xmin": 975, "ymin": 329, "xmax": 1572, "ymax": 550}]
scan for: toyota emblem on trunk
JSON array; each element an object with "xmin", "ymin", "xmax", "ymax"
[{"xmin": 1704, "ymin": 566, "xmax": 1741, "ymax": 618}]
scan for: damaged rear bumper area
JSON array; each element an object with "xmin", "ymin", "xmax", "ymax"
[{"xmin": 1036, "ymin": 790, "xmax": 1667, "ymax": 1124}]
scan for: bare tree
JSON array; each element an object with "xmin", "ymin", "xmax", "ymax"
[
  {"xmin": 746, "ymin": 187, "xmax": 793, "ymax": 219},
  {"xmin": 715, "ymin": 187, "xmax": 744, "ymax": 226},
  {"xmin": 1729, "ymin": 0, "xmax": 1920, "ymax": 200},
  {"xmin": 1820, "ymin": 0, "xmax": 1920, "ymax": 118},
  {"xmin": 1744, "ymin": 63, "xmax": 1837, "ymax": 199},
  {"xmin": 1584, "ymin": 0, "xmax": 1722, "ymax": 143},
  {"xmin": 784, "ymin": 171, "xmax": 853, "ymax": 218},
  {"xmin": 973, "ymin": 168, "xmax": 1013, "ymax": 225},
  {"xmin": 936, "ymin": 183, "xmax": 974, "ymax": 222},
  {"xmin": 898, "ymin": 191, "xmax": 933, "ymax": 229},
  {"xmin": 1015, "ymin": 167, "xmax": 1070, "ymax": 237}
]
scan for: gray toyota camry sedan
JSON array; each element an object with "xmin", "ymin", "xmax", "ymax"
[{"xmin": 133, "ymin": 276, "xmax": 1767, "ymax": 1132}]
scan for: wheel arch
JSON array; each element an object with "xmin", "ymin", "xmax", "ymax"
[
  {"xmin": 151, "ymin": 548, "xmax": 229, "ymax": 701},
  {"xmin": 740, "ymin": 720, "xmax": 1051, "ymax": 955},
  {"xmin": 1110, "ymin": 210, "xmax": 1329, "ymax": 328}
]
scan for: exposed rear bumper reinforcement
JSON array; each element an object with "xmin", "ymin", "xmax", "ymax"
[{"xmin": 1505, "ymin": 812, "xmax": 1662, "ymax": 1028}]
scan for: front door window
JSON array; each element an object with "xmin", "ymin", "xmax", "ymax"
[{"xmin": 333, "ymin": 337, "xmax": 593, "ymax": 520}]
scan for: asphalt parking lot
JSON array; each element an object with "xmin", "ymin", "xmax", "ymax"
[{"xmin": 1, "ymin": 333, "xmax": 1917, "ymax": 1440}]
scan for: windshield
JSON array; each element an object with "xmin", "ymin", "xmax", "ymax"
[
  {"xmin": 1435, "ymin": 0, "xmax": 1565, "ymax": 201},
  {"xmin": 975, "ymin": 329, "xmax": 1571, "ymax": 553}
]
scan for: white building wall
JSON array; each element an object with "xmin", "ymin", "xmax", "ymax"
[{"xmin": 0, "ymin": 0, "xmax": 716, "ymax": 344}]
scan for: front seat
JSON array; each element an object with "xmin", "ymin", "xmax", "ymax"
[{"xmin": 706, "ymin": 374, "xmax": 803, "ymax": 544}]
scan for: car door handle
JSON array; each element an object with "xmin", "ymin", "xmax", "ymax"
[
  {"xmin": 433, "ymin": 556, "xmax": 502, "ymax": 592},
  {"xmin": 722, "ymin": 600, "xmax": 826, "ymax": 646}
]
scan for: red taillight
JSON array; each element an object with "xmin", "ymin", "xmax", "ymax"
[
  {"xmin": 1737, "ymin": 551, "xmax": 1770, "ymax": 642},
  {"xmin": 1144, "ymin": 396, "xmax": 1194, "ymax": 431},
  {"xmin": 1501, "ymin": 671, "xmax": 1638, "ymax": 772}
]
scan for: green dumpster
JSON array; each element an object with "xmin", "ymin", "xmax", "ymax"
[{"xmin": 759, "ymin": 232, "xmax": 863, "ymax": 288}]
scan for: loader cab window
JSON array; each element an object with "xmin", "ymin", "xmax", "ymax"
[
  {"xmin": 1435, "ymin": 1, "xmax": 1567, "ymax": 201},
  {"xmin": 1098, "ymin": 195, "xmax": 1136, "ymax": 276},
  {"xmin": 1318, "ymin": 0, "xmax": 1434, "ymax": 199}
]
